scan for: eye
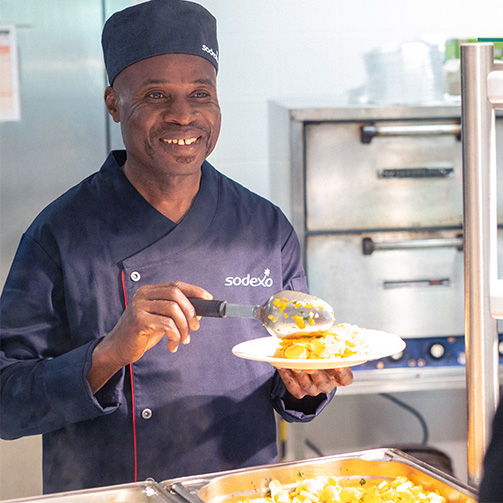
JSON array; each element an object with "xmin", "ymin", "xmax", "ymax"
[
  {"xmin": 146, "ymin": 91, "xmax": 165, "ymax": 100},
  {"xmin": 191, "ymin": 88, "xmax": 214, "ymax": 99}
]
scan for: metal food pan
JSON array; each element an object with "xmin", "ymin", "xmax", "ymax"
[
  {"xmin": 2, "ymin": 481, "xmax": 176, "ymax": 503},
  {"xmin": 161, "ymin": 449, "xmax": 477, "ymax": 503}
]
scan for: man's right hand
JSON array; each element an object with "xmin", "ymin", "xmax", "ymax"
[{"xmin": 87, "ymin": 281, "xmax": 212, "ymax": 393}]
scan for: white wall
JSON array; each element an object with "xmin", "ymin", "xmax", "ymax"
[
  {"xmin": 197, "ymin": 0, "xmax": 502, "ymax": 210},
  {"xmin": 1, "ymin": 0, "xmax": 502, "ymax": 499}
]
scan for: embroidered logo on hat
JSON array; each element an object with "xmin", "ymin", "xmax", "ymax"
[{"xmin": 202, "ymin": 44, "xmax": 218, "ymax": 64}]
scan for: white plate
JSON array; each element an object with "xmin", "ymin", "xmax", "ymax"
[{"xmin": 231, "ymin": 329, "xmax": 406, "ymax": 370}]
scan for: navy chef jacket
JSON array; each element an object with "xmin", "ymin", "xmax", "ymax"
[{"xmin": 0, "ymin": 151, "xmax": 335, "ymax": 493}]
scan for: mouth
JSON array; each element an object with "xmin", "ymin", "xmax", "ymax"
[{"xmin": 161, "ymin": 136, "xmax": 200, "ymax": 146}]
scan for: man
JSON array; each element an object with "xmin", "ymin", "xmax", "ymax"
[{"xmin": 0, "ymin": 0, "xmax": 352, "ymax": 494}]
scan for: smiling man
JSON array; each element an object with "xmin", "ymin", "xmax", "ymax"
[
  {"xmin": 0, "ymin": 0, "xmax": 352, "ymax": 494},
  {"xmin": 103, "ymin": 53, "xmax": 221, "ymax": 225}
]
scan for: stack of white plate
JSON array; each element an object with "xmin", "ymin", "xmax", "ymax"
[{"xmin": 364, "ymin": 41, "xmax": 445, "ymax": 105}]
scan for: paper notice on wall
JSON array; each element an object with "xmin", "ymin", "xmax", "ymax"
[{"xmin": 0, "ymin": 25, "xmax": 21, "ymax": 122}]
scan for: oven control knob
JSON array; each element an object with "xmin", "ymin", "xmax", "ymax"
[
  {"xmin": 389, "ymin": 350, "xmax": 404, "ymax": 361},
  {"xmin": 429, "ymin": 343, "xmax": 446, "ymax": 360}
]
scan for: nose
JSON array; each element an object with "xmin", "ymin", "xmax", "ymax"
[{"xmin": 162, "ymin": 97, "xmax": 197, "ymax": 125}]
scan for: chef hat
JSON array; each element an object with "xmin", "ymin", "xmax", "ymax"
[{"xmin": 102, "ymin": 0, "xmax": 219, "ymax": 84}]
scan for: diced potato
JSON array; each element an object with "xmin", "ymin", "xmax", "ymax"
[
  {"xmin": 241, "ymin": 476, "xmax": 446, "ymax": 503},
  {"xmin": 292, "ymin": 315, "xmax": 306, "ymax": 330}
]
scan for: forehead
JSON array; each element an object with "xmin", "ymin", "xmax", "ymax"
[{"xmin": 113, "ymin": 53, "xmax": 217, "ymax": 90}]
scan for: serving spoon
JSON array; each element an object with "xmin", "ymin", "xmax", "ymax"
[{"xmin": 188, "ymin": 290, "xmax": 334, "ymax": 337}]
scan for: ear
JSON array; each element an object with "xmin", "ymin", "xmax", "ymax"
[{"xmin": 104, "ymin": 86, "xmax": 120, "ymax": 123}]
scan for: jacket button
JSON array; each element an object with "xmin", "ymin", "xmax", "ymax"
[
  {"xmin": 141, "ymin": 408, "xmax": 152, "ymax": 420},
  {"xmin": 131, "ymin": 271, "xmax": 141, "ymax": 282}
]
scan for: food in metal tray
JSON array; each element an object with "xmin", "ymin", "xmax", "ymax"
[
  {"xmin": 273, "ymin": 323, "xmax": 369, "ymax": 360},
  {"xmin": 237, "ymin": 474, "xmax": 445, "ymax": 503}
]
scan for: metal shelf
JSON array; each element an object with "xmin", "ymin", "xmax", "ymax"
[{"xmin": 337, "ymin": 366, "xmax": 503, "ymax": 395}]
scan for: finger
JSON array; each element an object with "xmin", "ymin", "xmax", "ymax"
[
  {"xmin": 275, "ymin": 368, "xmax": 305, "ymax": 399},
  {"xmin": 325, "ymin": 367, "xmax": 354, "ymax": 386},
  {"xmin": 176, "ymin": 281, "xmax": 213, "ymax": 301},
  {"xmin": 292, "ymin": 371, "xmax": 322, "ymax": 397},
  {"xmin": 138, "ymin": 314, "xmax": 184, "ymax": 354},
  {"xmin": 167, "ymin": 337, "xmax": 180, "ymax": 353},
  {"xmin": 277, "ymin": 368, "xmax": 317, "ymax": 399},
  {"xmin": 144, "ymin": 299, "xmax": 192, "ymax": 345},
  {"xmin": 153, "ymin": 282, "xmax": 213, "ymax": 332},
  {"xmin": 308, "ymin": 370, "xmax": 338, "ymax": 394},
  {"xmin": 141, "ymin": 281, "xmax": 212, "ymax": 301},
  {"xmin": 137, "ymin": 283, "xmax": 204, "ymax": 337}
]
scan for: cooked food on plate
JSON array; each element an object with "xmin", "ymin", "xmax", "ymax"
[{"xmin": 273, "ymin": 323, "xmax": 370, "ymax": 360}]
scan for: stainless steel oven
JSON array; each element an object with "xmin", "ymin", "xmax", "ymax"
[{"xmin": 279, "ymin": 103, "xmax": 503, "ymax": 391}]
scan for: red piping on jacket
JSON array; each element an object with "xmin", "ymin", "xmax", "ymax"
[{"xmin": 121, "ymin": 269, "xmax": 138, "ymax": 482}]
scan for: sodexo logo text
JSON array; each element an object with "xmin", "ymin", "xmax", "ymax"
[
  {"xmin": 202, "ymin": 44, "xmax": 219, "ymax": 64},
  {"xmin": 224, "ymin": 268, "xmax": 273, "ymax": 288}
]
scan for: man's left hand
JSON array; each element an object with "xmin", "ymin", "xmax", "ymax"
[{"xmin": 276, "ymin": 367, "xmax": 353, "ymax": 399}]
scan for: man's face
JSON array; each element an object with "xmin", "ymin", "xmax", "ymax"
[{"xmin": 106, "ymin": 53, "xmax": 221, "ymax": 178}]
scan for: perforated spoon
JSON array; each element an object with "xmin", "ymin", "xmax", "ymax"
[{"xmin": 188, "ymin": 290, "xmax": 334, "ymax": 337}]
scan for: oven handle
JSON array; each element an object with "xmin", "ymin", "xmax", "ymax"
[
  {"xmin": 360, "ymin": 123, "xmax": 462, "ymax": 144},
  {"xmin": 362, "ymin": 235, "xmax": 463, "ymax": 255}
]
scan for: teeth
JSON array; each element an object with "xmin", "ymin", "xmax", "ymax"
[{"xmin": 163, "ymin": 137, "xmax": 198, "ymax": 145}]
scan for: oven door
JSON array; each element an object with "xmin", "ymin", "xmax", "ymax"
[
  {"xmin": 306, "ymin": 229, "xmax": 503, "ymax": 339},
  {"xmin": 304, "ymin": 118, "xmax": 503, "ymax": 231}
]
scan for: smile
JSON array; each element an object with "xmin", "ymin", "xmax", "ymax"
[{"xmin": 162, "ymin": 137, "xmax": 199, "ymax": 145}]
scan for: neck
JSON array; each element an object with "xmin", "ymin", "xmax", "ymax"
[{"xmin": 122, "ymin": 161, "xmax": 202, "ymax": 223}]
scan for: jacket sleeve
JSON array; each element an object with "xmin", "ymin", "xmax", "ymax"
[
  {"xmin": 0, "ymin": 233, "xmax": 122, "ymax": 440},
  {"xmin": 271, "ymin": 372, "xmax": 336, "ymax": 423}
]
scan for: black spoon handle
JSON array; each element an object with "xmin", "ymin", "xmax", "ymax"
[{"xmin": 187, "ymin": 297, "xmax": 227, "ymax": 317}]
